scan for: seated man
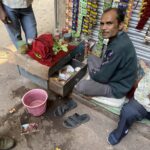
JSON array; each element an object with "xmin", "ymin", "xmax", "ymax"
[
  {"xmin": 75, "ymin": 8, "xmax": 137, "ymax": 99},
  {"xmin": 108, "ymin": 68, "xmax": 150, "ymax": 145}
]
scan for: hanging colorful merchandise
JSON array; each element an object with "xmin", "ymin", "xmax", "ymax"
[
  {"xmin": 123, "ymin": 0, "xmax": 134, "ymax": 31},
  {"xmin": 90, "ymin": 0, "xmax": 101, "ymax": 41},
  {"xmin": 82, "ymin": 0, "xmax": 98, "ymax": 35},
  {"xmin": 136, "ymin": 0, "xmax": 150, "ymax": 30},
  {"xmin": 72, "ymin": 0, "xmax": 79, "ymax": 31},
  {"xmin": 65, "ymin": 0, "xmax": 73, "ymax": 31},
  {"xmin": 76, "ymin": 0, "xmax": 87, "ymax": 36}
]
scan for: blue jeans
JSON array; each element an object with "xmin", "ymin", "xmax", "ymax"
[
  {"xmin": 108, "ymin": 99, "xmax": 149, "ymax": 145},
  {"xmin": 3, "ymin": 4, "xmax": 37, "ymax": 48}
]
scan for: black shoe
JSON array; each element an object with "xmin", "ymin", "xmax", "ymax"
[
  {"xmin": 0, "ymin": 136, "xmax": 15, "ymax": 150},
  {"xmin": 107, "ymin": 129, "xmax": 128, "ymax": 145}
]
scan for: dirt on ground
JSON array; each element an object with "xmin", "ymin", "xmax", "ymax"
[{"xmin": 1, "ymin": 96, "xmax": 150, "ymax": 150}]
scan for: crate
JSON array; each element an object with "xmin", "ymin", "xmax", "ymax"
[{"xmin": 49, "ymin": 59, "xmax": 87, "ymax": 97}]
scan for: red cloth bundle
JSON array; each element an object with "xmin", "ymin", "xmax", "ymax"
[
  {"xmin": 27, "ymin": 34, "xmax": 76, "ymax": 67},
  {"xmin": 29, "ymin": 34, "xmax": 54, "ymax": 60}
]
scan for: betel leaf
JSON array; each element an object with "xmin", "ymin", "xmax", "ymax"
[
  {"xmin": 61, "ymin": 44, "xmax": 68, "ymax": 52},
  {"xmin": 53, "ymin": 39, "xmax": 68, "ymax": 55}
]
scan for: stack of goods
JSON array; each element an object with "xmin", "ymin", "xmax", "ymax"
[
  {"xmin": 76, "ymin": 0, "xmax": 87, "ymax": 36},
  {"xmin": 72, "ymin": 0, "xmax": 79, "ymax": 31},
  {"xmin": 136, "ymin": 0, "xmax": 150, "ymax": 30},
  {"xmin": 65, "ymin": 0, "xmax": 73, "ymax": 32},
  {"xmin": 90, "ymin": 0, "xmax": 102, "ymax": 41},
  {"xmin": 82, "ymin": 0, "xmax": 98, "ymax": 35}
]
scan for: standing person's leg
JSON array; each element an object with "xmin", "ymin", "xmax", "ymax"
[
  {"xmin": 2, "ymin": 5, "xmax": 22, "ymax": 48},
  {"xmin": 20, "ymin": 5, "xmax": 37, "ymax": 42},
  {"xmin": 75, "ymin": 79, "xmax": 114, "ymax": 97},
  {"xmin": 108, "ymin": 99, "xmax": 148, "ymax": 145}
]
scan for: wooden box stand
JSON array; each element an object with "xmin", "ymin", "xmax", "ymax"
[{"xmin": 13, "ymin": 42, "xmax": 87, "ymax": 96}]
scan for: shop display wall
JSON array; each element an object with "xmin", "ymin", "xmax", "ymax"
[
  {"xmin": 127, "ymin": 0, "xmax": 150, "ymax": 62},
  {"xmin": 63, "ymin": 0, "xmax": 150, "ymax": 62}
]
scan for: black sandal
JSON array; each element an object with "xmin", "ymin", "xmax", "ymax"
[
  {"xmin": 63, "ymin": 113, "xmax": 90, "ymax": 129},
  {"xmin": 54, "ymin": 99, "xmax": 77, "ymax": 117}
]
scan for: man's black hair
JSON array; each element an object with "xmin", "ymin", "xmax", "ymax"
[{"xmin": 103, "ymin": 8, "xmax": 125, "ymax": 24}]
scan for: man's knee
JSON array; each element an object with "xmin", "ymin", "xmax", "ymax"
[
  {"xmin": 75, "ymin": 80, "xmax": 86, "ymax": 94},
  {"xmin": 121, "ymin": 103, "xmax": 137, "ymax": 121}
]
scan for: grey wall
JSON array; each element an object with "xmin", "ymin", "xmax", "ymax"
[{"xmin": 57, "ymin": 0, "xmax": 66, "ymax": 30}]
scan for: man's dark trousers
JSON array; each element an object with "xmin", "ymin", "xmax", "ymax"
[{"xmin": 108, "ymin": 99, "xmax": 149, "ymax": 145}]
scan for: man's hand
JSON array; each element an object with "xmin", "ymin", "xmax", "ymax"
[{"xmin": 0, "ymin": 4, "xmax": 12, "ymax": 24}]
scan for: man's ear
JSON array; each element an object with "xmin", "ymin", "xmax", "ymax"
[{"xmin": 119, "ymin": 22, "xmax": 124, "ymax": 31}]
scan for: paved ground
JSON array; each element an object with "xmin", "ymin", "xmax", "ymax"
[
  {"xmin": 0, "ymin": 1, "xmax": 149, "ymax": 147},
  {"xmin": 0, "ymin": 47, "xmax": 150, "ymax": 150}
]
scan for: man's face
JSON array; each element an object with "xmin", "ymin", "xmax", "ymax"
[{"xmin": 100, "ymin": 10, "xmax": 123, "ymax": 39}]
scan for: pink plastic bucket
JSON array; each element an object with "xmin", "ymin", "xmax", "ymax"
[{"xmin": 22, "ymin": 89, "xmax": 48, "ymax": 116}]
